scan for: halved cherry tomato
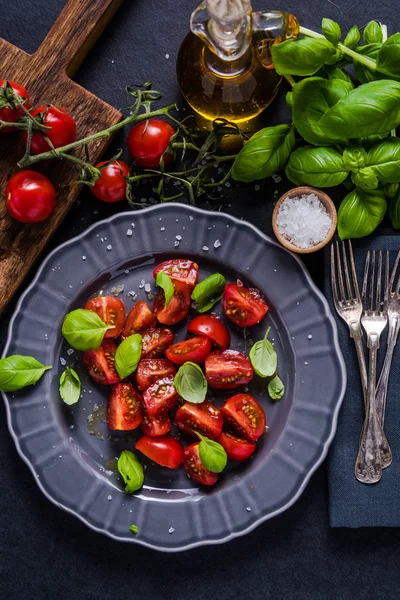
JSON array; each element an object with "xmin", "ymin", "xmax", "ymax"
[
  {"xmin": 222, "ymin": 283, "xmax": 268, "ymax": 327},
  {"xmin": 221, "ymin": 394, "xmax": 266, "ymax": 442},
  {"xmin": 122, "ymin": 301, "xmax": 157, "ymax": 340},
  {"xmin": 154, "ymin": 280, "xmax": 191, "ymax": 325},
  {"xmin": 183, "ymin": 442, "xmax": 218, "ymax": 486},
  {"xmin": 24, "ymin": 105, "xmax": 77, "ymax": 155},
  {"xmin": 165, "ymin": 336, "xmax": 212, "ymax": 366},
  {"xmin": 175, "ymin": 400, "xmax": 223, "ymax": 440},
  {"xmin": 217, "ymin": 431, "xmax": 256, "ymax": 461},
  {"xmin": 91, "ymin": 160, "xmax": 129, "ymax": 203},
  {"xmin": 141, "ymin": 404, "xmax": 171, "ymax": 437},
  {"xmin": 153, "ymin": 259, "xmax": 198, "ymax": 289},
  {"xmin": 136, "ymin": 359, "xmax": 176, "ymax": 390},
  {"xmin": 142, "ymin": 376, "xmax": 179, "ymax": 417},
  {"xmin": 5, "ymin": 171, "xmax": 56, "ymax": 223},
  {"xmin": 85, "ymin": 296, "xmax": 125, "ymax": 339},
  {"xmin": 84, "ymin": 339, "xmax": 121, "ymax": 385},
  {"xmin": 0, "ymin": 80, "xmax": 30, "ymax": 132},
  {"xmin": 141, "ymin": 327, "xmax": 174, "ymax": 358},
  {"xmin": 107, "ymin": 383, "xmax": 142, "ymax": 430},
  {"xmin": 188, "ymin": 315, "xmax": 230, "ymax": 350},
  {"xmin": 205, "ymin": 350, "xmax": 253, "ymax": 389},
  {"xmin": 127, "ymin": 118, "xmax": 174, "ymax": 168},
  {"xmin": 135, "ymin": 435, "xmax": 183, "ymax": 469}
]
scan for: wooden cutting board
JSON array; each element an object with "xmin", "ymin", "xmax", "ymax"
[{"xmin": 0, "ymin": 0, "xmax": 124, "ymax": 315}]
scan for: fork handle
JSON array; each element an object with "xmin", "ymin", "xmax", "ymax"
[
  {"xmin": 376, "ymin": 316, "xmax": 400, "ymax": 427},
  {"xmin": 355, "ymin": 334, "xmax": 382, "ymax": 484},
  {"xmin": 350, "ymin": 322, "xmax": 368, "ymax": 399}
]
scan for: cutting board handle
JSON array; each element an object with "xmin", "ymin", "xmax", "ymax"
[{"xmin": 33, "ymin": 0, "xmax": 124, "ymax": 76}]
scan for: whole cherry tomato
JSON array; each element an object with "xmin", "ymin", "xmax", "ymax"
[
  {"xmin": 127, "ymin": 118, "xmax": 174, "ymax": 168},
  {"xmin": 24, "ymin": 105, "xmax": 77, "ymax": 154},
  {"xmin": 0, "ymin": 80, "xmax": 30, "ymax": 132},
  {"xmin": 5, "ymin": 170, "xmax": 56, "ymax": 223},
  {"xmin": 91, "ymin": 161, "xmax": 129, "ymax": 203}
]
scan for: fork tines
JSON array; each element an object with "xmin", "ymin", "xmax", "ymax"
[
  {"xmin": 331, "ymin": 240, "xmax": 361, "ymax": 307},
  {"xmin": 361, "ymin": 250, "xmax": 389, "ymax": 315}
]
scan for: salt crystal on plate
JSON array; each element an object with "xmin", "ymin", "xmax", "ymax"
[
  {"xmin": 276, "ymin": 193, "xmax": 332, "ymax": 249},
  {"xmin": 82, "ymin": 256, "xmax": 86, "ymax": 261},
  {"xmin": 106, "ymin": 244, "xmax": 112, "ymax": 251},
  {"xmin": 202, "ymin": 246, "xmax": 209, "ymax": 252},
  {"xmin": 168, "ymin": 527, "xmax": 175, "ymax": 534},
  {"xmin": 176, "ymin": 235, "xmax": 182, "ymax": 241},
  {"xmin": 60, "ymin": 357, "xmax": 66, "ymax": 366},
  {"xmin": 144, "ymin": 283, "xmax": 151, "ymax": 293},
  {"xmin": 126, "ymin": 229, "xmax": 133, "ymax": 236},
  {"xmin": 214, "ymin": 239, "xmax": 221, "ymax": 248}
]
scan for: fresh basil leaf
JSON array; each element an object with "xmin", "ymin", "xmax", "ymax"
[
  {"xmin": 322, "ymin": 18, "xmax": 341, "ymax": 46},
  {"xmin": 115, "ymin": 334, "xmax": 142, "ymax": 379},
  {"xmin": 129, "ymin": 524, "xmax": 139, "ymax": 535},
  {"xmin": 366, "ymin": 138, "xmax": 400, "ymax": 183},
  {"xmin": 343, "ymin": 146, "xmax": 367, "ymax": 171},
  {"xmin": 351, "ymin": 168, "xmax": 379, "ymax": 190},
  {"xmin": 59, "ymin": 367, "xmax": 81, "ymax": 405},
  {"xmin": 249, "ymin": 327, "xmax": 277, "ymax": 378},
  {"xmin": 268, "ymin": 375, "xmax": 285, "ymax": 401},
  {"xmin": 286, "ymin": 91, "xmax": 293, "ymax": 109},
  {"xmin": 343, "ymin": 25, "xmax": 360, "ymax": 49},
  {"xmin": 232, "ymin": 124, "xmax": 295, "ymax": 182},
  {"xmin": 324, "ymin": 47, "xmax": 344, "ymax": 66},
  {"xmin": 174, "ymin": 362, "xmax": 207, "ymax": 404},
  {"xmin": 316, "ymin": 65, "xmax": 352, "ymax": 84},
  {"xmin": 319, "ymin": 80, "xmax": 400, "ymax": 140},
  {"xmin": 118, "ymin": 450, "xmax": 144, "ymax": 493},
  {"xmin": 0, "ymin": 355, "xmax": 51, "ymax": 392},
  {"xmin": 155, "ymin": 271, "xmax": 174, "ymax": 307},
  {"xmin": 197, "ymin": 434, "xmax": 227, "ymax": 473},
  {"xmin": 271, "ymin": 37, "xmax": 336, "ymax": 76},
  {"xmin": 385, "ymin": 182, "xmax": 399, "ymax": 199},
  {"xmin": 191, "ymin": 273, "xmax": 226, "ymax": 313},
  {"xmin": 62, "ymin": 309, "xmax": 112, "ymax": 351},
  {"xmin": 353, "ymin": 44, "xmax": 385, "ymax": 84},
  {"xmin": 363, "ymin": 21, "xmax": 383, "ymax": 45},
  {"xmin": 292, "ymin": 77, "xmax": 353, "ymax": 145},
  {"xmin": 338, "ymin": 188, "xmax": 387, "ymax": 239},
  {"xmin": 389, "ymin": 190, "xmax": 400, "ymax": 229},
  {"xmin": 286, "ymin": 146, "xmax": 348, "ymax": 187},
  {"xmin": 376, "ymin": 33, "xmax": 400, "ymax": 78}
]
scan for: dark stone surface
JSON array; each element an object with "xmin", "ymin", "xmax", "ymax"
[{"xmin": 1, "ymin": 1, "xmax": 400, "ymax": 598}]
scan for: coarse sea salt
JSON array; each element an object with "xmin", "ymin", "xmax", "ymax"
[{"xmin": 276, "ymin": 193, "xmax": 332, "ymax": 249}]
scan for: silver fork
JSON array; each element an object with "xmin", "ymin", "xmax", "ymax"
[
  {"xmin": 375, "ymin": 250, "xmax": 400, "ymax": 429},
  {"xmin": 355, "ymin": 251, "xmax": 389, "ymax": 484}
]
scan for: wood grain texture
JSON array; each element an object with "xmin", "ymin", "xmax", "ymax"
[{"xmin": 0, "ymin": 0, "xmax": 124, "ymax": 315}]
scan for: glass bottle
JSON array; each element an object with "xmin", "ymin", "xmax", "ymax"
[{"xmin": 176, "ymin": 1, "xmax": 299, "ymax": 131}]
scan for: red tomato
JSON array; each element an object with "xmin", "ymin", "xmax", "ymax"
[
  {"xmin": 136, "ymin": 359, "xmax": 176, "ymax": 391},
  {"xmin": 153, "ymin": 259, "xmax": 198, "ymax": 289},
  {"xmin": 85, "ymin": 296, "xmax": 125, "ymax": 339},
  {"xmin": 24, "ymin": 105, "xmax": 77, "ymax": 154},
  {"xmin": 83, "ymin": 339, "xmax": 121, "ymax": 385},
  {"xmin": 127, "ymin": 118, "xmax": 175, "ymax": 168},
  {"xmin": 154, "ymin": 280, "xmax": 191, "ymax": 325},
  {"xmin": 141, "ymin": 404, "xmax": 171, "ymax": 437},
  {"xmin": 222, "ymin": 283, "xmax": 269, "ymax": 327},
  {"xmin": 91, "ymin": 161, "xmax": 129, "ymax": 203},
  {"xmin": 187, "ymin": 315, "xmax": 230, "ymax": 350},
  {"xmin": 183, "ymin": 442, "xmax": 218, "ymax": 486},
  {"xmin": 217, "ymin": 431, "xmax": 256, "ymax": 461},
  {"xmin": 205, "ymin": 350, "xmax": 253, "ymax": 389},
  {"xmin": 165, "ymin": 336, "xmax": 212, "ymax": 366},
  {"xmin": 175, "ymin": 400, "xmax": 223, "ymax": 440},
  {"xmin": 122, "ymin": 301, "xmax": 157, "ymax": 340},
  {"xmin": 135, "ymin": 435, "xmax": 183, "ymax": 469},
  {"xmin": 221, "ymin": 394, "xmax": 266, "ymax": 442},
  {"xmin": 107, "ymin": 383, "xmax": 142, "ymax": 430},
  {"xmin": 0, "ymin": 80, "xmax": 30, "ymax": 131},
  {"xmin": 142, "ymin": 376, "xmax": 179, "ymax": 418},
  {"xmin": 141, "ymin": 327, "xmax": 174, "ymax": 358},
  {"xmin": 5, "ymin": 170, "xmax": 56, "ymax": 223}
]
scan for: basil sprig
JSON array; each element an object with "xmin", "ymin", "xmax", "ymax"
[
  {"xmin": 249, "ymin": 327, "xmax": 277, "ymax": 378},
  {"xmin": 174, "ymin": 362, "xmax": 207, "ymax": 404},
  {"xmin": 191, "ymin": 273, "xmax": 226, "ymax": 313},
  {"xmin": 0, "ymin": 355, "xmax": 51, "ymax": 392},
  {"xmin": 197, "ymin": 434, "xmax": 227, "ymax": 473},
  {"xmin": 118, "ymin": 450, "xmax": 144, "ymax": 493},
  {"xmin": 59, "ymin": 367, "xmax": 81, "ymax": 405},
  {"xmin": 115, "ymin": 334, "xmax": 142, "ymax": 379},
  {"xmin": 62, "ymin": 309, "xmax": 113, "ymax": 351},
  {"xmin": 268, "ymin": 375, "xmax": 285, "ymax": 401},
  {"xmin": 155, "ymin": 271, "xmax": 174, "ymax": 307}
]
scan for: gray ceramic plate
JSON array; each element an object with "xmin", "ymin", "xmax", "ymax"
[{"xmin": 2, "ymin": 204, "xmax": 346, "ymax": 551}]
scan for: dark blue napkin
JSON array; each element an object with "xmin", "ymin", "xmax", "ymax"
[{"xmin": 325, "ymin": 234, "xmax": 400, "ymax": 527}]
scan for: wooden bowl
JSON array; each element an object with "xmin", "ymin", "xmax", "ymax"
[{"xmin": 272, "ymin": 186, "xmax": 337, "ymax": 254}]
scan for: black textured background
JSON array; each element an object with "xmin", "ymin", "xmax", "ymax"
[{"xmin": 1, "ymin": 1, "xmax": 400, "ymax": 598}]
